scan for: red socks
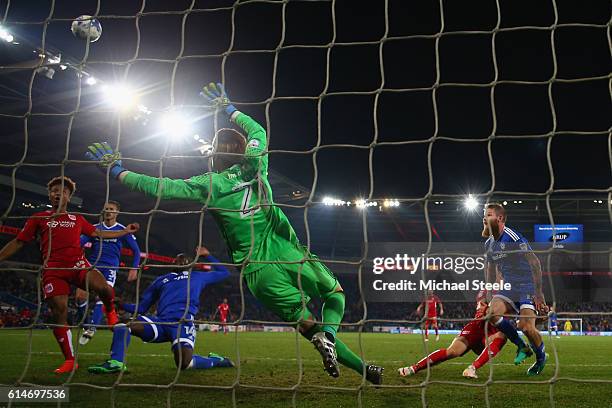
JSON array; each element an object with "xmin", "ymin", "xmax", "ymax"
[
  {"xmin": 413, "ymin": 348, "xmax": 448, "ymax": 373},
  {"xmin": 473, "ymin": 337, "xmax": 506, "ymax": 369},
  {"xmin": 52, "ymin": 327, "xmax": 74, "ymax": 361}
]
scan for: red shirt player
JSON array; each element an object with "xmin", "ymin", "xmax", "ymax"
[
  {"xmin": 416, "ymin": 291, "xmax": 444, "ymax": 341},
  {"xmin": 399, "ymin": 290, "xmax": 507, "ymax": 379},
  {"xmin": 213, "ymin": 298, "xmax": 231, "ymax": 334},
  {"xmin": 0, "ymin": 176, "xmax": 139, "ymax": 374}
]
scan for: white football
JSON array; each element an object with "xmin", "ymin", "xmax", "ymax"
[{"xmin": 71, "ymin": 15, "xmax": 102, "ymax": 43}]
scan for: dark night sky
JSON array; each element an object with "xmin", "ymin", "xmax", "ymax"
[{"xmin": 0, "ymin": 0, "xmax": 610, "ymax": 257}]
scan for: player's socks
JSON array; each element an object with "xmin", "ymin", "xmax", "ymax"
[
  {"xmin": 110, "ymin": 324, "xmax": 131, "ymax": 362},
  {"xmin": 335, "ymin": 337, "xmax": 365, "ymax": 374},
  {"xmin": 187, "ymin": 353, "xmax": 234, "ymax": 369},
  {"xmin": 412, "ymin": 348, "xmax": 448, "ymax": 373},
  {"xmin": 302, "ymin": 324, "xmax": 363, "ymax": 376},
  {"xmin": 188, "ymin": 354, "xmax": 216, "ymax": 369},
  {"xmin": 321, "ymin": 291, "xmax": 345, "ymax": 341},
  {"xmin": 531, "ymin": 341, "xmax": 546, "ymax": 362},
  {"xmin": 101, "ymin": 288, "xmax": 118, "ymax": 326},
  {"xmin": 53, "ymin": 327, "xmax": 75, "ymax": 361},
  {"xmin": 102, "ymin": 304, "xmax": 119, "ymax": 326},
  {"xmin": 90, "ymin": 302, "xmax": 104, "ymax": 329},
  {"xmin": 493, "ymin": 317, "xmax": 527, "ymax": 349},
  {"xmin": 75, "ymin": 301, "xmax": 88, "ymax": 325},
  {"xmin": 472, "ymin": 337, "xmax": 506, "ymax": 369}
]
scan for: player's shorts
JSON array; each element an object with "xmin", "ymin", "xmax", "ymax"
[
  {"xmin": 493, "ymin": 283, "xmax": 536, "ymax": 313},
  {"xmin": 96, "ymin": 267, "xmax": 117, "ymax": 287},
  {"xmin": 245, "ymin": 255, "xmax": 339, "ymax": 323},
  {"xmin": 459, "ymin": 319, "xmax": 499, "ymax": 355},
  {"xmin": 425, "ymin": 316, "xmax": 437, "ymax": 324},
  {"xmin": 138, "ymin": 314, "xmax": 196, "ymax": 350},
  {"xmin": 220, "ymin": 317, "xmax": 228, "ymax": 324},
  {"xmin": 42, "ymin": 257, "xmax": 92, "ymax": 299}
]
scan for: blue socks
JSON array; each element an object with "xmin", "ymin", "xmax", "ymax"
[
  {"xmin": 90, "ymin": 303, "xmax": 104, "ymax": 329},
  {"xmin": 188, "ymin": 355, "xmax": 217, "ymax": 369},
  {"xmin": 494, "ymin": 317, "xmax": 527, "ymax": 349},
  {"xmin": 75, "ymin": 301, "xmax": 88, "ymax": 325},
  {"xmin": 531, "ymin": 341, "xmax": 546, "ymax": 362},
  {"xmin": 110, "ymin": 324, "xmax": 131, "ymax": 362}
]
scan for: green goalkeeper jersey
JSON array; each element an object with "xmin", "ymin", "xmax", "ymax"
[{"xmin": 121, "ymin": 112, "xmax": 305, "ymax": 274}]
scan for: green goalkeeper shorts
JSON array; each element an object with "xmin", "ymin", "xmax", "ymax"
[{"xmin": 245, "ymin": 258, "xmax": 339, "ymax": 323}]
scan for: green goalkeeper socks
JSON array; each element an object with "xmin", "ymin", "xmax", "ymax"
[
  {"xmin": 301, "ymin": 324, "xmax": 365, "ymax": 375},
  {"xmin": 321, "ymin": 291, "xmax": 345, "ymax": 340},
  {"xmin": 335, "ymin": 337, "xmax": 366, "ymax": 375}
]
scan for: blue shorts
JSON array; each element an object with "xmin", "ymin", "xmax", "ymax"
[
  {"xmin": 138, "ymin": 315, "xmax": 196, "ymax": 350},
  {"xmin": 493, "ymin": 284, "xmax": 536, "ymax": 313},
  {"xmin": 97, "ymin": 267, "xmax": 117, "ymax": 287}
]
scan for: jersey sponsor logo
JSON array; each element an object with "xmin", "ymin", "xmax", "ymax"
[
  {"xmin": 44, "ymin": 283, "xmax": 54, "ymax": 294},
  {"xmin": 46, "ymin": 220, "xmax": 76, "ymax": 228}
]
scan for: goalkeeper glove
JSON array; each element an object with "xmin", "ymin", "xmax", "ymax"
[
  {"xmin": 200, "ymin": 82, "xmax": 237, "ymax": 116},
  {"xmin": 85, "ymin": 142, "xmax": 127, "ymax": 179}
]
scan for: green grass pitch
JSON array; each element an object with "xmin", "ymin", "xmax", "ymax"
[{"xmin": 0, "ymin": 330, "xmax": 610, "ymax": 407}]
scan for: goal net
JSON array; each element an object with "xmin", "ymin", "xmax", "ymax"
[{"xmin": 0, "ymin": 0, "xmax": 610, "ymax": 407}]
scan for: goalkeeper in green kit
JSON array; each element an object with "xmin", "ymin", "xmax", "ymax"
[{"xmin": 85, "ymin": 83, "xmax": 384, "ymax": 384}]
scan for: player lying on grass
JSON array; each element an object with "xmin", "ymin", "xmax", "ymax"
[
  {"xmin": 77, "ymin": 199, "xmax": 141, "ymax": 345},
  {"xmin": 85, "ymin": 82, "xmax": 384, "ymax": 384},
  {"xmin": 0, "ymin": 176, "xmax": 138, "ymax": 373},
  {"xmin": 482, "ymin": 203, "xmax": 548, "ymax": 376},
  {"xmin": 399, "ymin": 290, "xmax": 507, "ymax": 379},
  {"xmin": 89, "ymin": 246, "xmax": 233, "ymax": 373}
]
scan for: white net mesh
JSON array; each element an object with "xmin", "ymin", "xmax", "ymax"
[{"xmin": 0, "ymin": 0, "xmax": 610, "ymax": 406}]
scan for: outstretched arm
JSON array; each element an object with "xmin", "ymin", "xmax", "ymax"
[
  {"xmin": 231, "ymin": 111, "xmax": 268, "ymax": 179},
  {"xmin": 121, "ymin": 279, "xmax": 159, "ymax": 315},
  {"xmin": 201, "ymin": 82, "xmax": 268, "ymax": 180},
  {"xmin": 0, "ymin": 239, "xmax": 24, "ymax": 262},
  {"xmin": 525, "ymin": 252, "xmax": 546, "ymax": 310},
  {"xmin": 122, "ymin": 232, "xmax": 141, "ymax": 282},
  {"xmin": 85, "ymin": 142, "xmax": 213, "ymax": 203}
]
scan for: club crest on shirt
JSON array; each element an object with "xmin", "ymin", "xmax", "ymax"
[
  {"xmin": 247, "ymin": 139, "xmax": 259, "ymax": 148},
  {"xmin": 44, "ymin": 283, "xmax": 54, "ymax": 293},
  {"xmin": 68, "ymin": 214, "xmax": 77, "ymax": 221}
]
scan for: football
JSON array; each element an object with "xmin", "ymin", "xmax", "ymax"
[{"xmin": 71, "ymin": 15, "xmax": 102, "ymax": 43}]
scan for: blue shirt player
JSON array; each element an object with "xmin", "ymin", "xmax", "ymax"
[
  {"xmin": 77, "ymin": 200, "xmax": 141, "ymax": 345},
  {"xmin": 482, "ymin": 203, "xmax": 548, "ymax": 376},
  {"xmin": 548, "ymin": 309, "xmax": 559, "ymax": 338},
  {"xmin": 88, "ymin": 246, "xmax": 233, "ymax": 373}
]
